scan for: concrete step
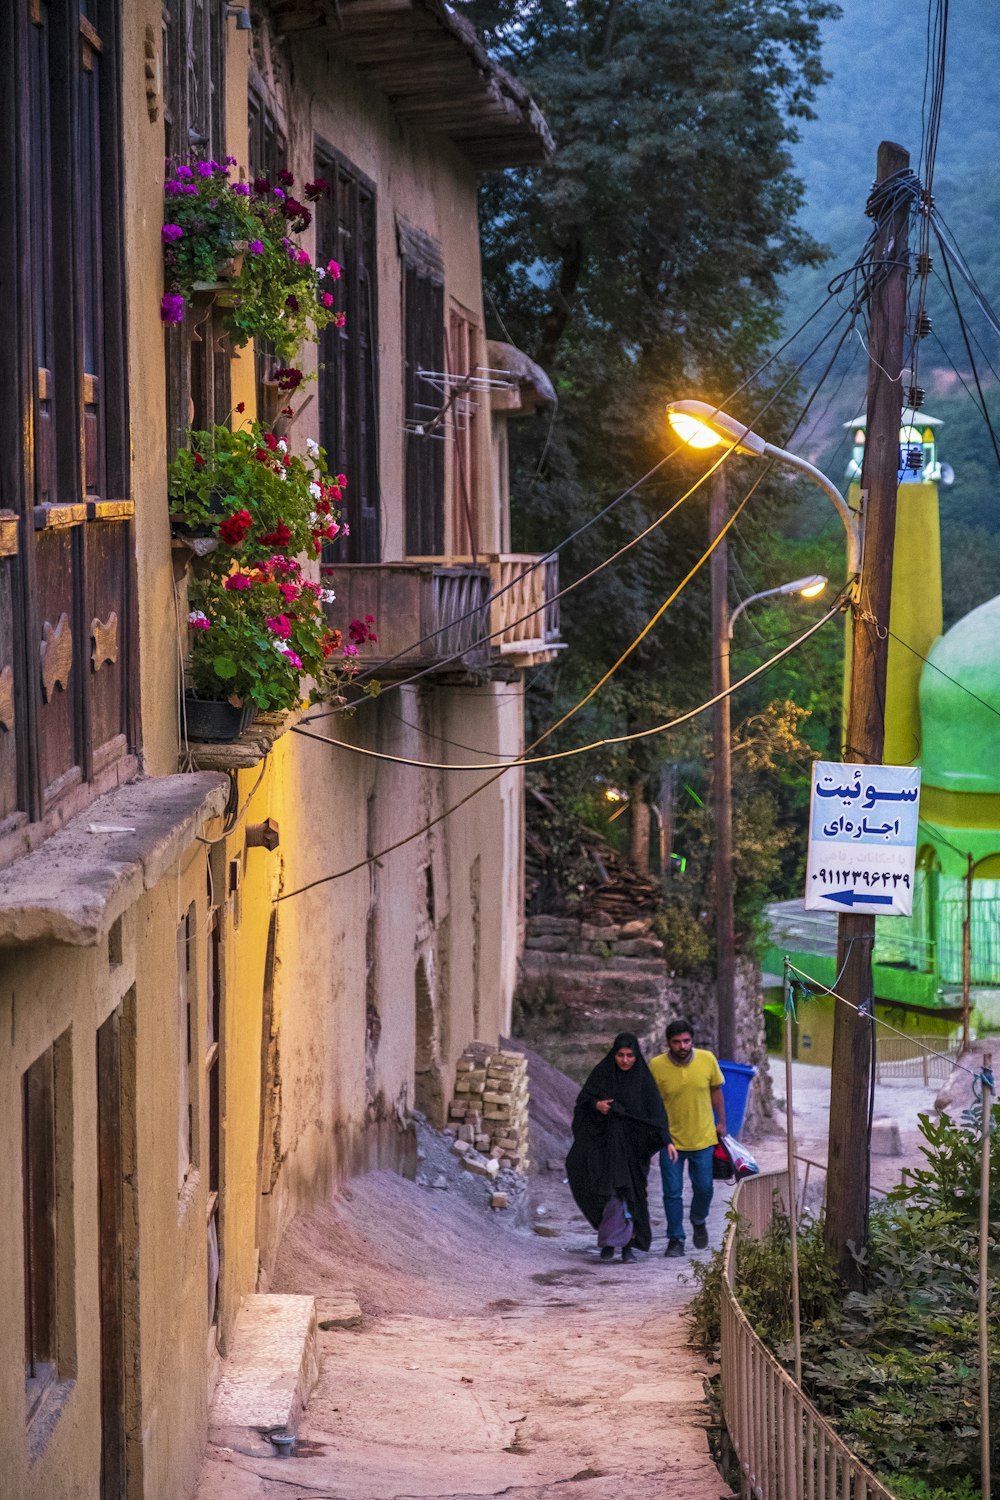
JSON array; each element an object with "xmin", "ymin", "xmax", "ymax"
[{"xmin": 209, "ymin": 1293, "xmax": 319, "ymax": 1458}]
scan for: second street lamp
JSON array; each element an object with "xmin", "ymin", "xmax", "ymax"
[{"xmin": 711, "ymin": 564, "xmax": 828, "ymax": 1062}]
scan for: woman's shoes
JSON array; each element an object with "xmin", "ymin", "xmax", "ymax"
[
  {"xmin": 620, "ymin": 1244, "xmax": 636, "ymax": 1263},
  {"xmin": 599, "ymin": 1245, "xmax": 615, "ymax": 1261}
]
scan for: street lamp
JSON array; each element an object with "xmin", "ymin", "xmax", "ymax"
[
  {"xmin": 666, "ymin": 397, "xmax": 846, "ymax": 1061},
  {"xmin": 728, "ymin": 576, "xmax": 827, "ymax": 637},
  {"xmin": 706, "ymin": 564, "xmax": 830, "ymax": 1061},
  {"xmin": 666, "ymin": 400, "xmax": 861, "ymax": 576}
]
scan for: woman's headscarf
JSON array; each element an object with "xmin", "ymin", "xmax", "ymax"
[{"xmin": 577, "ymin": 1031, "xmax": 671, "ymax": 1140}]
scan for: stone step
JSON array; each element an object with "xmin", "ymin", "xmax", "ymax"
[{"xmin": 209, "ymin": 1293, "xmax": 319, "ymax": 1458}]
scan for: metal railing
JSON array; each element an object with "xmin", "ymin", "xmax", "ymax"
[
  {"xmin": 874, "ymin": 1032, "xmax": 961, "ymax": 1083},
  {"xmin": 720, "ymin": 1170, "xmax": 900, "ymax": 1500}
]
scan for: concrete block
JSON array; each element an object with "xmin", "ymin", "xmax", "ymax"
[
  {"xmin": 462, "ymin": 1153, "xmax": 500, "ymax": 1177},
  {"xmin": 871, "ymin": 1118, "xmax": 903, "ymax": 1156},
  {"xmin": 450, "ymin": 1138, "xmax": 472, "ymax": 1157},
  {"xmin": 318, "ymin": 1294, "xmax": 362, "ymax": 1330},
  {"xmin": 620, "ymin": 918, "xmax": 652, "ymax": 938},
  {"xmin": 209, "ymin": 1294, "xmax": 318, "ymax": 1453},
  {"xmin": 490, "ymin": 1193, "xmax": 508, "ymax": 1210}
]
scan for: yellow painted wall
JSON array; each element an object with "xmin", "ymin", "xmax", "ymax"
[
  {"xmin": 845, "ymin": 480, "xmax": 942, "ymax": 766},
  {"xmin": 1, "ymin": 8, "xmax": 531, "ymax": 1498}
]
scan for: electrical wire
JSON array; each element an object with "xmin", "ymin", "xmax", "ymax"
[
  {"xmin": 305, "ymin": 298, "xmax": 858, "ymax": 725},
  {"xmin": 291, "ymin": 601, "xmax": 843, "ymax": 774},
  {"xmin": 278, "ymin": 601, "xmax": 842, "ymax": 903}
]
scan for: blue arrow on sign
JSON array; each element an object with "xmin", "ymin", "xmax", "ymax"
[{"xmin": 822, "ymin": 889, "xmax": 894, "ymax": 908}]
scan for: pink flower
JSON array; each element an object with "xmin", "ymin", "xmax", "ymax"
[
  {"xmin": 342, "ymin": 643, "xmax": 359, "ymax": 658},
  {"xmin": 187, "ymin": 610, "xmax": 210, "ymax": 629},
  {"xmin": 322, "ymin": 292, "xmax": 334, "ymax": 308},
  {"xmin": 175, "ymin": 165, "xmax": 193, "ymax": 181},
  {"xmin": 341, "ymin": 522, "xmax": 350, "ymax": 537},
  {"xmin": 279, "ymin": 647, "xmax": 303, "ymax": 670},
  {"xmin": 224, "ymin": 573, "xmax": 253, "ymax": 591},
  {"xmin": 333, "ymin": 312, "xmax": 346, "ymax": 328},
  {"xmin": 196, "ymin": 161, "xmax": 213, "ymax": 178},
  {"xmin": 162, "ymin": 223, "xmax": 184, "ymax": 242},
  {"xmin": 249, "ymin": 239, "xmax": 264, "ymax": 254},
  {"xmin": 278, "ymin": 582, "xmax": 300, "ymax": 602},
  {"xmin": 327, "ymin": 260, "xmax": 342, "ymax": 280},
  {"xmin": 266, "ymin": 615, "xmax": 292, "ymax": 640},
  {"xmin": 161, "ymin": 292, "xmax": 185, "ymax": 323},
  {"xmin": 297, "ymin": 249, "xmax": 311, "ymax": 267},
  {"xmin": 232, "ymin": 181, "xmax": 250, "ymax": 196}
]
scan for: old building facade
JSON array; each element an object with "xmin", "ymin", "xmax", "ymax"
[{"xmin": 0, "ymin": 3, "xmax": 554, "ymax": 1496}]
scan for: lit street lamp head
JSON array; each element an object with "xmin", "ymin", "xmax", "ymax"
[{"xmin": 666, "ymin": 400, "xmax": 767, "ymax": 458}]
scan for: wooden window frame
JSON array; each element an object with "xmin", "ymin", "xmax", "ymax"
[
  {"xmin": 401, "ymin": 244, "xmax": 445, "ymax": 558},
  {"xmin": 316, "ymin": 141, "xmax": 381, "ymax": 564},
  {"xmin": 446, "ymin": 303, "xmax": 484, "ymax": 558},
  {"xmin": 248, "ymin": 80, "xmax": 287, "ymax": 425},
  {"xmin": 163, "ymin": 0, "xmax": 229, "ymax": 457},
  {"xmin": 22, "ymin": 1031, "xmax": 75, "ymax": 1423},
  {"xmin": 0, "ymin": 0, "xmax": 136, "ymax": 872}
]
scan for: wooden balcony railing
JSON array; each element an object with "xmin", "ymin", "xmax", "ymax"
[
  {"xmin": 326, "ymin": 561, "xmax": 491, "ymax": 676},
  {"xmin": 328, "ymin": 555, "xmax": 563, "ymax": 678}
]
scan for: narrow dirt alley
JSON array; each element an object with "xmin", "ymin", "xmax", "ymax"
[{"xmin": 197, "ymin": 1111, "xmax": 734, "ymax": 1499}]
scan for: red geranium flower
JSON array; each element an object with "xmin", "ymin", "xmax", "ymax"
[
  {"xmin": 261, "ymin": 522, "xmax": 292, "ymax": 548},
  {"xmin": 218, "ymin": 509, "xmax": 253, "ymax": 545}
]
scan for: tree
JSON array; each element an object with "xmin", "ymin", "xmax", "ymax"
[{"xmin": 463, "ymin": 0, "xmax": 842, "ymax": 932}]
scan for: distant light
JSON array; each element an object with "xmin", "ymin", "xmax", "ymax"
[
  {"xmin": 604, "ymin": 787, "xmax": 627, "ymax": 803},
  {"xmin": 667, "ymin": 410, "xmax": 723, "ymax": 450}
]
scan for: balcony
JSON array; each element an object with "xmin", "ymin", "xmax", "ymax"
[{"xmin": 327, "ymin": 554, "xmax": 563, "ymax": 679}]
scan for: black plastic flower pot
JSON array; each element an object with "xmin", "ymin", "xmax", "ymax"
[{"xmin": 183, "ymin": 696, "xmax": 257, "ymax": 743}]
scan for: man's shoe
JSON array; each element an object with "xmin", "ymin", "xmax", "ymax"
[
  {"xmin": 599, "ymin": 1245, "xmax": 615, "ymax": 1261},
  {"xmin": 621, "ymin": 1244, "xmax": 636, "ymax": 1263},
  {"xmin": 692, "ymin": 1223, "xmax": 709, "ymax": 1250},
  {"xmin": 664, "ymin": 1238, "xmax": 685, "ymax": 1258}
]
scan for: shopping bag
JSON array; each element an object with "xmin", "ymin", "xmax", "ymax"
[
  {"xmin": 720, "ymin": 1133, "xmax": 759, "ymax": 1179},
  {"xmin": 712, "ymin": 1142, "xmax": 734, "ymax": 1181}
]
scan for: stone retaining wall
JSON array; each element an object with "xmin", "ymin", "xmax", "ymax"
[{"xmin": 515, "ymin": 913, "xmax": 773, "ymax": 1137}]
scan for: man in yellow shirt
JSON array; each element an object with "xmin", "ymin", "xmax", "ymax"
[{"xmin": 648, "ymin": 1017, "xmax": 726, "ymax": 1257}]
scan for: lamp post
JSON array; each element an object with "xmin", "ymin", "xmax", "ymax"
[{"xmin": 711, "ymin": 547, "xmax": 828, "ymax": 1060}]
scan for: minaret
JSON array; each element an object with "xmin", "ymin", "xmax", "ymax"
[{"xmin": 843, "ymin": 407, "xmax": 950, "ymax": 765}]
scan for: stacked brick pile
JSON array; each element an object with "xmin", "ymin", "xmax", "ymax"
[{"xmin": 447, "ymin": 1043, "xmax": 529, "ymax": 1172}]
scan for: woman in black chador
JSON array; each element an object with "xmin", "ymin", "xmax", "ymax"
[{"xmin": 566, "ymin": 1031, "xmax": 676, "ymax": 1262}]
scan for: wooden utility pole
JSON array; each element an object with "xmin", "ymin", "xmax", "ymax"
[
  {"xmin": 825, "ymin": 141, "xmax": 911, "ymax": 1281},
  {"xmin": 710, "ymin": 467, "xmax": 737, "ymax": 1060},
  {"xmin": 962, "ymin": 853, "xmax": 974, "ymax": 1053}
]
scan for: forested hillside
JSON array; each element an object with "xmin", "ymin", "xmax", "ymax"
[{"xmin": 784, "ymin": 0, "xmax": 1000, "ymax": 624}]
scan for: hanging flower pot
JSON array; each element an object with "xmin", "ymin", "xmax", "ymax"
[{"xmin": 183, "ymin": 694, "xmax": 258, "ymax": 743}]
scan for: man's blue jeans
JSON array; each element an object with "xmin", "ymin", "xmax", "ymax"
[{"xmin": 659, "ymin": 1145, "xmax": 715, "ymax": 1245}]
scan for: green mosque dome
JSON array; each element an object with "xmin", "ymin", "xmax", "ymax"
[{"xmin": 920, "ymin": 594, "xmax": 1000, "ymax": 794}]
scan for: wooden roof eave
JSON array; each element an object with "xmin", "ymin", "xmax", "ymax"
[{"xmin": 265, "ymin": 0, "xmax": 554, "ymax": 169}]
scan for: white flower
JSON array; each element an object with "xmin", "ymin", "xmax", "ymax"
[
  {"xmin": 277, "ymin": 467, "xmax": 286, "ymax": 480},
  {"xmin": 309, "ymin": 511, "xmax": 320, "ymax": 527},
  {"xmin": 306, "ymin": 437, "xmax": 319, "ymax": 457},
  {"xmin": 277, "ymin": 439, "xmax": 288, "ymax": 454},
  {"xmin": 316, "ymin": 267, "xmax": 325, "ymax": 281},
  {"xmin": 308, "ymin": 481, "xmax": 322, "ymax": 499},
  {"xmin": 319, "ymin": 588, "xmax": 336, "ymax": 604}
]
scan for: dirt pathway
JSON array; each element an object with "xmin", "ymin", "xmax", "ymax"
[{"xmin": 197, "ymin": 1161, "xmax": 734, "ymax": 1500}]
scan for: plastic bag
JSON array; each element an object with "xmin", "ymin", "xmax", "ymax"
[
  {"xmin": 712, "ymin": 1143, "xmax": 734, "ymax": 1181},
  {"xmin": 720, "ymin": 1133, "xmax": 759, "ymax": 1179}
]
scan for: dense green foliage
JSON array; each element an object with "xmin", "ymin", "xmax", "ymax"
[
  {"xmin": 689, "ymin": 1106, "xmax": 1000, "ymax": 1496},
  {"xmin": 462, "ymin": 0, "xmax": 845, "ymax": 933}
]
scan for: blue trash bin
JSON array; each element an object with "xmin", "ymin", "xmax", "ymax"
[{"xmin": 717, "ymin": 1059, "xmax": 757, "ymax": 1138}]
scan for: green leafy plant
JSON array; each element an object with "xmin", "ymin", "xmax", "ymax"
[
  {"xmin": 169, "ymin": 418, "xmax": 345, "ymax": 563},
  {"xmin": 162, "ymin": 160, "xmax": 341, "ymax": 363}
]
